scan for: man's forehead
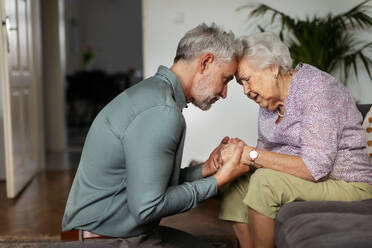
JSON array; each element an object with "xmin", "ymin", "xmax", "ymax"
[
  {"xmin": 226, "ymin": 59, "xmax": 237, "ymax": 68},
  {"xmin": 221, "ymin": 65, "xmax": 236, "ymax": 77}
]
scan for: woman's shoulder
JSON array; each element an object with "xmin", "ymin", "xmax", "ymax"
[
  {"xmin": 293, "ymin": 63, "xmax": 344, "ymax": 96},
  {"xmin": 292, "ymin": 63, "xmax": 353, "ymax": 111},
  {"xmin": 295, "ymin": 63, "xmax": 334, "ymax": 85}
]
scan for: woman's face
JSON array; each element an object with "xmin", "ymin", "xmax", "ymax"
[{"xmin": 236, "ymin": 58, "xmax": 281, "ymax": 111}]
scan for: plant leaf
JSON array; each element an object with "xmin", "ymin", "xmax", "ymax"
[{"xmin": 238, "ymin": 0, "xmax": 372, "ymax": 84}]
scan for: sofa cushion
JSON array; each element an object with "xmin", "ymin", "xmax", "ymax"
[
  {"xmin": 362, "ymin": 106, "xmax": 372, "ymax": 162},
  {"xmin": 275, "ymin": 199, "xmax": 372, "ymax": 247},
  {"xmin": 275, "ymin": 212, "xmax": 372, "ymax": 248},
  {"xmin": 276, "ymin": 199, "xmax": 372, "ymax": 224}
]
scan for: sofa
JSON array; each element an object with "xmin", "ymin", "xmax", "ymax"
[{"xmin": 274, "ymin": 104, "xmax": 372, "ymax": 248}]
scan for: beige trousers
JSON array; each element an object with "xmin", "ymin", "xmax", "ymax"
[{"xmin": 219, "ymin": 168, "xmax": 372, "ymax": 222}]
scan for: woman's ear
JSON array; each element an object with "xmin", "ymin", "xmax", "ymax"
[
  {"xmin": 199, "ymin": 53, "xmax": 215, "ymax": 74},
  {"xmin": 271, "ymin": 64, "xmax": 280, "ymax": 78}
]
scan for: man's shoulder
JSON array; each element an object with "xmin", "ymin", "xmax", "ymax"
[
  {"xmin": 126, "ymin": 76, "xmax": 175, "ymax": 109},
  {"xmin": 104, "ymin": 75, "xmax": 179, "ymax": 111},
  {"xmin": 100, "ymin": 76, "xmax": 183, "ymax": 136}
]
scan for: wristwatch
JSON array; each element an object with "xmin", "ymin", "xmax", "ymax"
[{"xmin": 249, "ymin": 148, "xmax": 259, "ymax": 167}]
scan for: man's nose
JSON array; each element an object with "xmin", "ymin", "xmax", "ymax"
[{"xmin": 220, "ymin": 85, "xmax": 228, "ymax": 99}]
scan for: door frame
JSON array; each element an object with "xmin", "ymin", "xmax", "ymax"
[
  {"xmin": 0, "ymin": 0, "xmax": 8, "ymax": 180},
  {"xmin": 30, "ymin": 0, "xmax": 45, "ymax": 171}
]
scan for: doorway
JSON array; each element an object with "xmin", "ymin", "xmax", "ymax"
[
  {"xmin": 0, "ymin": 0, "xmax": 44, "ymax": 198},
  {"xmin": 62, "ymin": 0, "xmax": 143, "ymax": 163}
]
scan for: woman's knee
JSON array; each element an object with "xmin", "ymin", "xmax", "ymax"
[
  {"xmin": 246, "ymin": 169, "xmax": 276, "ymax": 200},
  {"xmin": 245, "ymin": 169, "xmax": 289, "ymax": 211}
]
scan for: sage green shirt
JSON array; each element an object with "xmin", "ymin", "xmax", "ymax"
[{"xmin": 62, "ymin": 66, "xmax": 218, "ymax": 238}]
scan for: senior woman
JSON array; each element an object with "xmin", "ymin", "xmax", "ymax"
[{"xmin": 218, "ymin": 32, "xmax": 372, "ymax": 248}]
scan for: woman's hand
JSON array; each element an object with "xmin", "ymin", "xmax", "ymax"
[
  {"xmin": 221, "ymin": 138, "xmax": 247, "ymax": 163},
  {"xmin": 213, "ymin": 142, "xmax": 250, "ymax": 188},
  {"xmin": 202, "ymin": 136, "xmax": 230, "ymax": 177}
]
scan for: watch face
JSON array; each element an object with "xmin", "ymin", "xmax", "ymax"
[{"xmin": 249, "ymin": 150, "xmax": 258, "ymax": 159}]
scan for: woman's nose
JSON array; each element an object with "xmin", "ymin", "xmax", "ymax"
[
  {"xmin": 243, "ymin": 83, "xmax": 250, "ymax": 95},
  {"xmin": 248, "ymin": 92, "xmax": 258, "ymax": 99}
]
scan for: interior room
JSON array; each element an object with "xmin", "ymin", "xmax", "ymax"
[{"xmin": 0, "ymin": 0, "xmax": 372, "ymax": 247}]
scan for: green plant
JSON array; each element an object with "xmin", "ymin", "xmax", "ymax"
[
  {"xmin": 238, "ymin": 0, "xmax": 372, "ymax": 85},
  {"xmin": 81, "ymin": 44, "xmax": 95, "ymax": 68}
]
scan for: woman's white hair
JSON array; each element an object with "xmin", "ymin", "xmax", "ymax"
[{"xmin": 239, "ymin": 32, "xmax": 293, "ymax": 75}]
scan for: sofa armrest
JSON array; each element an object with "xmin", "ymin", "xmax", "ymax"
[
  {"xmin": 357, "ymin": 104, "xmax": 372, "ymax": 119},
  {"xmin": 276, "ymin": 213, "xmax": 372, "ymax": 248},
  {"xmin": 276, "ymin": 199, "xmax": 372, "ymax": 230}
]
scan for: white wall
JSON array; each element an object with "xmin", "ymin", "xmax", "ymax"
[{"xmin": 142, "ymin": 0, "xmax": 372, "ymax": 167}]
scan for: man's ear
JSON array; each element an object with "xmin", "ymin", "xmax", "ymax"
[{"xmin": 199, "ymin": 53, "xmax": 215, "ymax": 74}]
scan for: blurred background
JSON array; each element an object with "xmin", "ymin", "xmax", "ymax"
[{"xmin": 0, "ymin": 0, "xmax": 371, "ymax": 242}]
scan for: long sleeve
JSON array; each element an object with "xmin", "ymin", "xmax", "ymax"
[
  {"xmin": 122, "ymin": 105, "xmax": 218, "ymax": 225},
  {"xmin": 179, "ymin": 164, "xmax": 204, "ymax": 182},
  {"xmin": 300, "ymin": 80, "xmax": 341, "ymax": 181}
]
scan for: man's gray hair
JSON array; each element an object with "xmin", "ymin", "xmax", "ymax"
[
  {"xmin": 239, "ymin": 32, "xmax": 293, "ymax": 74},
  {"xmin": 174, "ymin": 23, "xmax": 242, "ymax": 63}
]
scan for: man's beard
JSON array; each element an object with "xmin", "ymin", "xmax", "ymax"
[{"xmin": 192, "ymin": 75, "xmax": 219, "ymax": 111}]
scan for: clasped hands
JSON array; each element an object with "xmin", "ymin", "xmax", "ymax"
[{"xmin": 204, "ymin": 136, "xmax": 251, "ymax": 188}]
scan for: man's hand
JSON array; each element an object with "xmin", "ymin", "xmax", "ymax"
[
  {"xmin": 213, "ymin": 142, "xmax": 250, "ymax": 188},
  {"xmin": 202, "ymin": 136, "xmax": 230, "ymax": 177}
]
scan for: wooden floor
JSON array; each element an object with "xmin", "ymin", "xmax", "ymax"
[
  {"xmin": 0, "ymin": 170, "xmax": 76, "ymax": 238},
  {"xmin": 0, "ymin": 169, "xmax": 235, "ymax": 242}
]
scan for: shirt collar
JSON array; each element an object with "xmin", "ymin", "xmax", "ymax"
[{"xmin": 155, "ymin": 65, "xmax": 187, "ymax": 111}]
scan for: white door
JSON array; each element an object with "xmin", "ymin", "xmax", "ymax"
[{"xmin": 1, "ymin": 0, "xmax": 40, "ymax": 198}]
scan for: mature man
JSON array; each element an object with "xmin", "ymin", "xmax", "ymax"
[{"xmin": 61, "ymin": 23, "xmax": 248, "ymax": 247}]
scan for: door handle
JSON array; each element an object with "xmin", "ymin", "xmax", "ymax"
[
  {"xmin": 2, "ymin": 16, "xmax": 17, "ymax": 53},
  {"xmin": 2, "ymin": 17, "xmax": 10, "ymax": 53}
]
